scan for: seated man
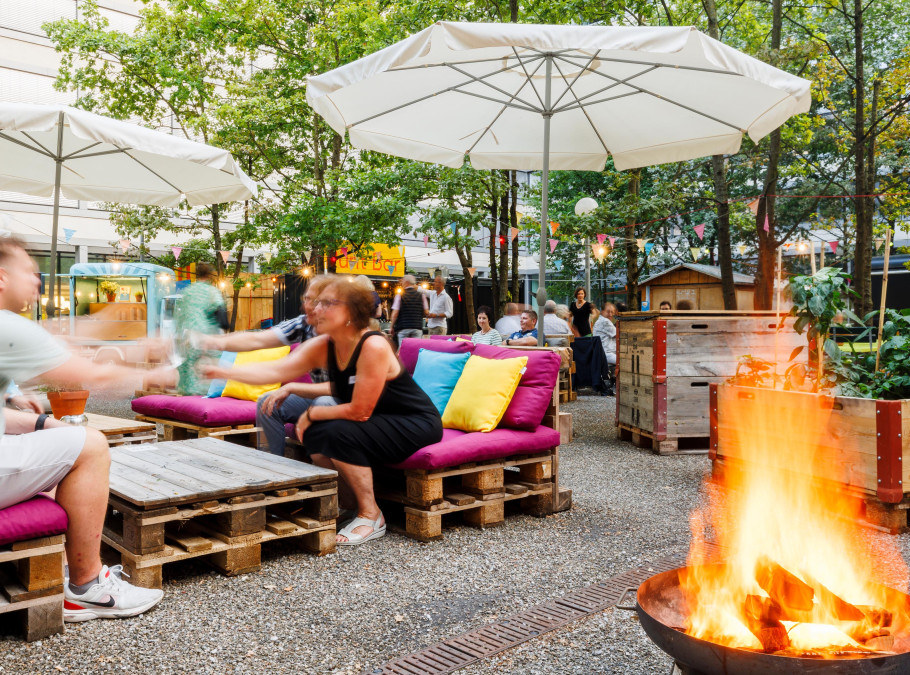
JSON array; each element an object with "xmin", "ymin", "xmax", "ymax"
[
  {"xmin": 504, "ymin": 310, "xmax": 539, "ymax": 346},
  {"xmin": 202, "ymin": 274, "xmax": 334, "ymax": 455},
  {"xmin": 0, "ymin": 236, "xmax": 167, "ymax": 622},
  {"xmin": 542, "ymin": 300, "xmax": 571, "ymax": 347}
]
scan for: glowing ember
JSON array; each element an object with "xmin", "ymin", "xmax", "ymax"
[{"xmin": 685, "ymin": 388, "xmax": 910, "ymax": 657}]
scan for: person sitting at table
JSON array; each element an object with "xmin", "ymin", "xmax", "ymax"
[
  {"xmin": 543, "ymin": 300, "xmax": 571, "ymax": 347},
  {"xmin": 504, "ymin": 310, "xmax": 539, "ymax": 346},
  {"xmin": 203, "ymin": 277, "xmax": 443, "ymax": 546},
  {"xmin": 593, "ymin": 302, "xmax": 618, "ymax": 365},
  {"xmin": 471, "ymin": 305, "xmax": 502, "ymax": 345}
]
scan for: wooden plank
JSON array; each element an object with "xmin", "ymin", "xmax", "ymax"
[
  {"xmin": 111, "ymin": 448, "xmax": 238, "ymax": 496},
  {"xmin": 187, "ymin": 437, "xmax": 337, "ymax": 483},
  {"xmin": 107, "ymin": 461, "xmax": 186, "ymax": 505},
  {"xmin": 85, "ymin": 413, "xmax": 156, "ymax": 436},
  {"xmin": 165, "ymin": 531, "xmax": 213, "ymax": 553},
  {"xmin": 0, "ymin": 591, "xmax": 63, "ymax": 618},
  {"xmin": 10, "ymin": 536, "xmax": 64, "ymax": 552}
]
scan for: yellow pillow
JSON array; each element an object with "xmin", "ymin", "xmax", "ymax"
[
  {"xmin": 442, "ymin": 355, "xmax": 527, "ymax": 432},
  {"xmin": 455, "ymin": 337, "xmax": 472, "ymax": 343},
  {"xmin": 222, "ymin": 346, "xmax": 291, "ymax": 401}
]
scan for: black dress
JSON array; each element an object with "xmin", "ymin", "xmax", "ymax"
[
  {"xmin": 303, "ymin": 331, "xmax": 443, "ymax": 467},
  {"xmin": 569, "ymin": 301, "xmax": 594, "ymax": 336}
]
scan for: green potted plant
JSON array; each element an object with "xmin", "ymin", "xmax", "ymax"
[
  {"xmin": 41, "ymin": 383, "xmax": 90, "ymax": 421},
  {"xmin": 135, "ymin": 291, "xmax": 144, "ymax": 303},
  {"xmin": 99, "ymin": 279, "xmax": 120, "ymax": 302}
]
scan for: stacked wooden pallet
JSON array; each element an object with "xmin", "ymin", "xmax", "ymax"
[
  {"xmin": 134, "ymin": 413, "xmax": 259, "ymax": 447},
  {"xmin": 0, "ymin": 535, "xmax": 65, "ymax": 641}
]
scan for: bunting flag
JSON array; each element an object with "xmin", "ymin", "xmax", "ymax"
[
  {"xmin": 467, "ymin": 267, "xmax": 476, "ymax": 277},
  {"xmin": 609, "ymin": 236, "xmax": 615, "ymax": 248},
  {"xmin": 301, "ymin": 251, "xmax": 309, "ymax": 263},
  {"xmin": 340, "ymin": 246, "xmax": 348, "ymax": 256},
  {"xmin": 738, "ymin": 244, "xmax": 747, "ymax": 255},
  {"xmin": 690, "ymin": 247, "xmax": 701, "ymax": 261},
  {"xmin": 423, "ymin": 235, "xmax": 429, "ymax": 246},
  {"xmin": 875, "ymin": 237, "xmax": 885, "ymax": 250},
  {"xmin": 636, "ymin": 239, "xmax": 646, "ymax": 251},
  {"xmin": 644, "ymin": 242, "xmax": 654, "ymax": 255},
  {"xmin": 262, "ymin": 251, "xmax": 272, "ymax": 262},
  {"xmin": 450, "ymin": 222, "xmax": 457, "ymax": 234},
  {"xmin": 386, "ymin": 262, "xmax": 397, "ymax": 274},
  {"xmin": 596, "ymin": 234, "xmax": 607, "ymax": 246},
  {"xmin": 763, "ymin": 214, "xmax": 770, "ymax": 233},
  {"xmin": 747, "ymin": 198, "xmax": 761, "ymax": 216},
  {"xmin": 693, "ymin": 224, "xmax": 705, "ymax": 240},
  {"xmin": 510, "ymin": 227, "xmax": 519, "ymax": 241},
  {"xmin": 63, "ymin": 228, "xmax": 76, "ymax": 243},
  {"xmin": 828, "ymin": 241, "xmax": 838, "ymax": 254},
  {"xmin": 171, "ymin": 246, "xmax": 183, "ymax": 260},
  {"xmin": 550, "ymin": 221, "xmax": 559, "ymax": 235},
  {"xmin": 428, "ymin": 268, "xmax": 436, "ymax": 278},
  {"xmin": 118, "ymin": 239, "xmax": 130, "ymax": 253},
  {"xmin": 220, "ymin": 250, "xmax": 230, "ymax": 263},
  {"xmin": 549, "ymin": 238, "xmax": 559, "ymax": 253}
]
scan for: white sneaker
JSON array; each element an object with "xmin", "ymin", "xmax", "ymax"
[{"xmin": 64, "ymin": 565, "xmax": 163, "ymax": 622}]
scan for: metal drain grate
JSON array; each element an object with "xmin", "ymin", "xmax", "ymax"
[{"xmin": 366, "ymin": 545, "xmax": 722, "ymax": 675}]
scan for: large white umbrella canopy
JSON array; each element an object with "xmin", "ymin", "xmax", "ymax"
[
  {"xmin": 0, "ymin": 102, "xmax": 258, "ymax": 314},
  {"xmin": 307, "ymin": 21, "xmax": 811, "ymax": 338}
]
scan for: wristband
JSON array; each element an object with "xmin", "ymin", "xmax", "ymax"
[{"xmin": 34, "ymin": 413, "xmax": 49, "ymax": 431}]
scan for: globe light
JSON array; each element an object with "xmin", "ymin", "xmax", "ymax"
[{"xmin": 574, "ymin": 197, "xmax": 599, "ymax": 216}]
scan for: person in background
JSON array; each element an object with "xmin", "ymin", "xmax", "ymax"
[
  {"xmin": 390, "ymin": 275, "xmax": 428, "ymax": 348},
  {"xmin": 495, "ymin": 302, "xmax": 522, "ymax": 338},
  {"xmin": 676, "ymin": 299, "xmax": 694, "ymax": 310},
  {"xmin": 174, "ymin": 262, "xmax": 226, "ymax": 396},
  {"xmin": 471, "ymin": 306, "xmax": 502, "ymax": 345},
  {"xmin": 593, "ymin": 302, "xmax": 618, "ymax": 365},
  {"xmin": 0, "ymin": 236, "xmax": 167, "ymax": 622},
  {"xmin": 505, "ymin": 310, "xmax": 539, "ymax": 346},
  {"xmin": 203, "ymin": 277, "xmax": 442, "ymax": 546},
  {"xmin": 568, "ymin": 287, "xmax": 596, "ymax": 337},
  {"xmin": 423, "ymin": 276, "xmax": 453, "ymax": 335},
  {"xmin": 201, "ymin": 274, "xmax": 333, "ymax": 455},
  {"xmin": 659, "ymin": 300, "xmax": 672, "ymax": 311},
  {"xmin": 555, "ymin": 304, "xmax": 571, "ymax": 323},
  {"xmin": 543, "ymin": 300, "xmax": 571, "ymax": 347},
  {"xmin": 351, "ymin": 275, "xmax": 383, "ymax": 331},
  {"xmin": 615, "ymin": 301, "xmax": 629, "ymax": 313}
]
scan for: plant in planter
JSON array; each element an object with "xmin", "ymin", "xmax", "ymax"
[
  {"xmin": 135, "ymin": 292, "xmax": 144, "ymax": 303},
  {"xmin": 99, "ymin": 279, "xmax": 120, "ymax": 302},
  {"xmin": 40, "ymin": 384, "xmax": 90, "ymax": 420}
]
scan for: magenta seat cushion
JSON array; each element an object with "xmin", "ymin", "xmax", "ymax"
[
  {"xmin": 472, "ymin": 344, "xmax": 560, "ymax": 430},
  {"xmin": 390, "ymin": 425, "xmax": 559, "ymax": 470},
  {"xmin": 132, "ymin": 395, "xmax": 257, "ymax": 427},
  {"xmin": 399, "ymin": 337, "xmax": 473, "ymax": 374},
  {"xmin": 0, "ymin": 495, "xmax": 68, "ymax": 546}
]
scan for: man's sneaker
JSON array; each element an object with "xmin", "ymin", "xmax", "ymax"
[{"xmin": 64, "ymin": 565, "xmax": 163, "ymax": 622}]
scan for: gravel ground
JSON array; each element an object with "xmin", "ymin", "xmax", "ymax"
[{"xmin": 1, "ymin": 392, "xmax": 908, "ymax": 673}]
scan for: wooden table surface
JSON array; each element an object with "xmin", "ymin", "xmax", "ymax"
[
  {"xmin": 109, "ymin": 437, "xmax": 337, "ymax": 509},
  {"xmin": 85, "ymin": 413, "xmax": 156, "ymax": 435}
]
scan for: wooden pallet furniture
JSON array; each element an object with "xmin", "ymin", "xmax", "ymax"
[
  {"xmin": 615, "ymin": 311, "xmax": 803, "ymax": 455},
  {"xmin": 102, "ymin": 437, "xmax": 338, "ymax": 588},
  {"xmin": 0, "ymin": 535, "xmax": 65, "ymax": 641},
  {"xmin": 85, "ymin": 413, "xmax": 157, "ymax": 447},
  {"xmin": 134, "ymin": 413, "xmax": 259, "ymax": 447}
]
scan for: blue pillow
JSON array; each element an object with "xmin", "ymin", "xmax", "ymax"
[
  {"xmin": 206, "ymin": 351, "xmax": 237, "ymax": 398},
  {"xmin": 412, "ymin": 348, "xmax": 471, "ymax": 415}
]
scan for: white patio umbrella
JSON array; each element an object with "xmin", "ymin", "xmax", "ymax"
[
  {"xmin": 0, "ymin": 103, "xmax": 258, "ymax": 315},
  {"xmin": 306, "ymin": 21, "xmax": 811, "ymax": 342}
]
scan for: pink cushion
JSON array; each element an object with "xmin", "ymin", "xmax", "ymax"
[
  {"xmin": 0, "ymin": 495, "xmax": 68, "ymax": 546},
  {"xmin": 132, "ymin": 395, "xmax": 256, "ymax": 427},
  {"xmin": 399, "ymin": 337, "xmax": 473, "ymax": 374},
  {"xmin": 472, "ymin": 344, "xmax": 560, "ymax": 430},
  {"xmin": 390, "ymin": 425, "xmax": 559, "ymax": 470}
]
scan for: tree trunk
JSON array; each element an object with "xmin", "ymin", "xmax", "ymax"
[
  {"xmin": 229, "ymin": 245, "xmax": 244, "ymax": 331},
  {"xmin": 456, "ymin": 246, "xmax": 477, "ymax": 333},
  {"xmin": 624, "ymin": 171, "xmax": 641, "ymax": 309}
]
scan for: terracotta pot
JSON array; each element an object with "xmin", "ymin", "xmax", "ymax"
[
  {"xmin": 105, "ymin": 293, "xmax": 116, "ymax": 302},
  {"xmin": 47, "ymin": 390, "xmax": 90, "ymax": 419}
]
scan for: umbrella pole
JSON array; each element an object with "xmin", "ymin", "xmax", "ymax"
[
  {"xmin": 46, "ymin": 111, "xmax": 65, "ymax": 320},
  {"xmin": 537, "ymin": 55, "xmax": 553, "ymax": 347}
]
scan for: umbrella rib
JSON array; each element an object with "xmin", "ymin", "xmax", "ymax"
[
  {"xmin": 69, "ymin": 147, "xmax": 135, "ymax": 160},
  {"xmin": 121, "ymin": 150, "xmax": 184, "ymax": 194},
  {"xmin": 549, "ymin": 49, "xmax": 602, "ymax": 111},
  {"xmin": 444, "ymin": 63, "xmax": 542, "ymax": 113},
  {"xmin": 388, "ymin": 52, "xmax": 538, "ymax": 72},
  {"xmin": 0, "ymin": 132, "xmax": 55, "ymax": 159},
  {"xmin": 62, "ymin": 141, "xmax": 103, "ymax": 160},
  {"xmin": 511, "ymin": 46, "xmax": 545, "ymax": 109},
  {"xmin": 557, "ymin": 52, "xmax": 746, "ymax": 77},
  {"xmin": 551, "ymin": 58, "xmax": 610, "ymax": 155},
  {"xmin": 551, "ymin": 64, "xmax": 658, "ymax": 113}
]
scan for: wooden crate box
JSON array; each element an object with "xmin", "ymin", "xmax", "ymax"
[
  {"xmin": 615, "ymin": 311, "xmax": 803, "ymax": 455},
  {"xmin": 0, "ymin": 535, "xmax": 65, "ymax": 641}
]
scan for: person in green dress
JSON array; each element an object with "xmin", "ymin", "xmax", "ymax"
[{"xmin": 174, "ymin": 262, "xmax": 227, "ymax": 395}]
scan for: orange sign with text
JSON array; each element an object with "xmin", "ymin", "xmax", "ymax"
[{"xmin": 334, "ymin": 243, "xmax": 404, "ymax": 277}]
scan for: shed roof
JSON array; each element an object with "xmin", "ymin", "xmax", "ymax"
[{"xmin": 640, "ymin": 263, "xmax": 754, "ymax": 286}]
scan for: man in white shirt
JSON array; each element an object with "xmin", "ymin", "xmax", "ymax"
[
  {"xmin": 495, "ymin": 302, "xmax": 522, "ymax": 338},
  {"xmin": 542, "ymin": 300, "xmax": 571, "ymax": 347},
  {"xmin": 424, "ymin": 276, "xmax": 454, "ymax": 335}
]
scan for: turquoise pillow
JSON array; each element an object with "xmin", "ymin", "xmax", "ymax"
[
  {"xmin": 206, "ymin": 351, "xmax": 237, "ymax": 398},
  {"xmin": 412, "ymin": 348, "xmax": 471, "ymax": 415}
]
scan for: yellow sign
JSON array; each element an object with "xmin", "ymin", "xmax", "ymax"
[{"xmin": 335, "ymin": 243, "xmax": 404, "ymax": 277}]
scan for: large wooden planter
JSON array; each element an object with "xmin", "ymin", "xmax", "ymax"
[
  {"xmin": 710, "ymin": 383, "xmax": 910, "ymax": 532},
  {"xmin": 615, "ymin": 311, "xmax": 803, "ymax": 454}
]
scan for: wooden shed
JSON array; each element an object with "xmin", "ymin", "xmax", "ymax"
[{"xmin": 640, "ymin": 263, "xmax": 755, "ymax": 310}]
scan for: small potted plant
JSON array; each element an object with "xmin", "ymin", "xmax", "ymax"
[
  {"xmin": 42, "ymin": 384, "xmax": 90, "ymax": 421},
  {"xmin": 99, "ymin": 279, "xmax": 120, "ymax": 302},
  {"xmin": 135, "ymin": 291, "xmax": 144, "ymax": 303}
]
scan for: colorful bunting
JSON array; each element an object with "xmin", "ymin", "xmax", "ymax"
[
  {"xmin": 549, "ymin": 238, "xmax": 559, "ymax": 253},
  {"xmin": 693, "ymin": 224, "xmax": 705, "ymax": 240},
  {"xmin": 636, "ymin": 239, "xmax": 646, "ymax": 251},
  {"xmin": 747, "ymin": 198, "xmax": 761, "ymax": 216},
  {"xmin": 737, "ymin": 244, "xmax": 747, "ymax": 255},
  {"xmin": 118, "ymin": 239, "xmax": 130, "ymax": 253},
  {"xmin": 550, "ymin": 221, "xmax": 559, "ymax": 235},
  {"xmin": 510, "ymin": 227, "xmax": 519, "ymax": 241},
  {"xmin": 609, "ymin": 237, "xmax": 615, "ymax": 248},
  {"xmin": 450, "ymin": 222, "xmax": 457, "ymax": 234},
  {"xmin": 340, "ymin": 246, "xmax": 348, "ymax": 256},
  {"xmin": 644, "ymin": 242, "xmax": 654, "ymax": 255},
  {"xmin": 63, "ymin": 228, "xmax": 76, "ymax": 243},
  {"xmin": 467, "ymin": 267, "xmax": 476, "ymax": 277},
  {"xmin": 220, "ymin": 250, "xmax": 230, "ymax": 263},
  {"xmin": 763, "ymin": 215, "xmax": 770, "ymax": 233},
  {"xmin": 828, "ymin": 241, "xmax": 838, "ymax": 254},
  {"xmin": 262, "ymin": 251, "xmax": 272, "ymax": 263},
  {"xmin": 875, "ymin": 237, "xmax": 885, "ymax": 250},
  {"xmin": 171, "ymin": 246, "xmax": 183, "ymax": 260},
  {"xmin": 301, "ymin": 251, "xmax": 309, "ymax": 263},
  {"xmin": 690, "ymin": 247, "xmax": 701, "ymax": 261},
  {"xmin": 596, "ymin": 234, "xmax": 607, "ymax": 246},
  {"xmin": 423, "ymin": 235, "xmax": 429, "ymax": 246}
]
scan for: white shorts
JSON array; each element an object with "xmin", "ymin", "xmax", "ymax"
[{"xmin": 0, "ymin": 427, "xmax": 86, "ymax": 510}]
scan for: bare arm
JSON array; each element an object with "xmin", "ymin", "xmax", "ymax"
[
  {"xmin": 204, "ymin": 335, "xmax": 328, "ymax": 385},
  {"xmin": 308, "ymin": 336, "xmax": 395, "ymax": 423},
  {"xmin": 4, "ymin": 408, "xmax": 74, "ymax": 434},
  {"xmin": 38, "ymin": 355, "xmax": 173, "ymax": 391},
  {"xmin": 202, "ymin": 329, "xmax": 284, "ymax": 352},
  {"xmin": 509, "ymin": 335, "xmax": 538, "ymax": 346}
]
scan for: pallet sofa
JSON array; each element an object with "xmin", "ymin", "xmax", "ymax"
[
  {"xmin": 377, "ymin": 338, "xmax": 572, "ymax": 541},
  {"xmin": 0, "ymin": 496, "xmax": 68, "ymax": 641}
]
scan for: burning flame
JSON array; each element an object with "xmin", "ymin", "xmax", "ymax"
[{"xmin": 684, "ymin": 388, "xmax": 910, "ymax": 656}]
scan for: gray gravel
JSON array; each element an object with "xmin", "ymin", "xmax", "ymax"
[{"xmin": 1, "ymin": 392, "xmax": 907, "ymax": 673}]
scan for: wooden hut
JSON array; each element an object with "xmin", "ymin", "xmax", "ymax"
[{"xmin": 640, "ymin": 263, "xmax": 755, "ymax": 310}]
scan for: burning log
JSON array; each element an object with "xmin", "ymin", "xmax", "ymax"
[
  {"xmin": 856, "ymin": 606, "xmax": 894, "ymax": 628},
  {"xmin": 863, "ymin": 635, "xmax": 895, "ymax": 651},
  {"xmin": 754, "ymin": 557, "xmax": 814, "ymax": 611},
  {"xmin": 743, "ymin": 596, "xmax": 790, "ymax": 652},
  {"xmin": 800, "ymin": 572, "xmax": 865, "ymax": 622},
  {"xmin": 744, "ymin": 595, "xmax": 782, "ymax": 623}
]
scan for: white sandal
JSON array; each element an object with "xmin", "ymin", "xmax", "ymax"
[{"xmin": 337, "ymin": 514, "xmax": 386, "ymax": 546}]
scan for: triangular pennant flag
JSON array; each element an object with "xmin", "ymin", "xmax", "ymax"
[
  {"xmin": 220, "ymin": 250, "xmax": 230, "ymax": 263},
  {"xmin": 386, "ymin": 262, "xmax": 397, "ymax": 274},
  {"xmin": 737, "ymin": 244, "xmax": 747, "ymax": 255},
  {"xmin": 636, "ymin": 239, "xmax": 646, "ymax": 251},
  {"xmin": 875, "ymin": 237, "xmax": 885, "ymax": 250},
  {"xmin": 747, "ymin": 198, "xmax": 761, "ymax": 216},
  {"xmin": 596, "ymin": 234, "xmax": 607, "ymax": 246},
  {"xmin": 510, "ymin": 227, "xmax": 519, "ymax": 241},
  {"xmin": 423, "ymin": 235, "xmax": 429, "ymax": 246},
  {"xmin": 262, "ymin": 251, "xmax": 272, "ymax": 262},
  {"xmin": 301, "ymin": 251, "xmax": 309, "ymax": 263},
  {"xmin": 693, "ymin": 224, "xmax": 705, "ymax": 240},
  {"xmin": 450, "ymin": 222, "xmax": 457, "ymax": 234},
  {"xmin": 171, "ymin": 246, "xmax": 183, "ymax": 260},
  {"xmin": 118, "ymin": 238, "xmax": 130, "ymax": 253},
  {"xmin": 467, "ymin": 267, "xmax": 476, "ymax": 277},
  {"xmin": 340, "ymin": 246, "xmax": 348, "ymax": 256},
  {"xmin": 828, "ymin": 241, "xmax": 838, "ymax": 254},
  {"xmin": 63, "ymin": 228, "xmax": 76, "ymax": 243},
  {"xmin": 550, "ymin": 221, "xmax": 559, "ymax": 235},
  {"xmin": 644, "ymin": 242, "xmax": 654, "ymax": 255},
  {"xmin": 690, "ymin": 247, "xmax": 701, "ymax": 261},
  {"xmin": 609, "ymin": 237, "xmax": 615, "ymax": 248},
  {"xmin": 549, "ymin": 238, "xmax": 559, "ymax": 253},
  {"xmin": 763, "ymin": 214, "xmax": 770, "ymax": 233}
]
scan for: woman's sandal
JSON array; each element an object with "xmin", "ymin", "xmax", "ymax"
[{"xmin": 337, "ymin": 514, "xmax": 386, "ymax": 546}]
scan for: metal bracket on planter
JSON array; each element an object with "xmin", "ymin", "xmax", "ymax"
[
  {"xmin": 615, "ymin": 587, "xmax": 639, "ymax": 611},
  {"xmin": 876, "ymin": 400, "xmax": 904, "ymax": 504}
]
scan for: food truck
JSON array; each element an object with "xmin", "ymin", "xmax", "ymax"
[{"xmin": 67, "ymin": 262, "xmax": 176, "ymax": 364}]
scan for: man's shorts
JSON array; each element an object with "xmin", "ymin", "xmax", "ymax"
[{"xmin": 0, "ymin": 427, "xmax": 85, "ymax": 510}]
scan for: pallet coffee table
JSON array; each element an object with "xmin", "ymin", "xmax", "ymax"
[
  {"xmin": 85, "ymin": 413, "xmax": 157, "ymax": 447},
  {"xmin": 102, "ymin": 437, "xmax": 338, "ymax": 588}
]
